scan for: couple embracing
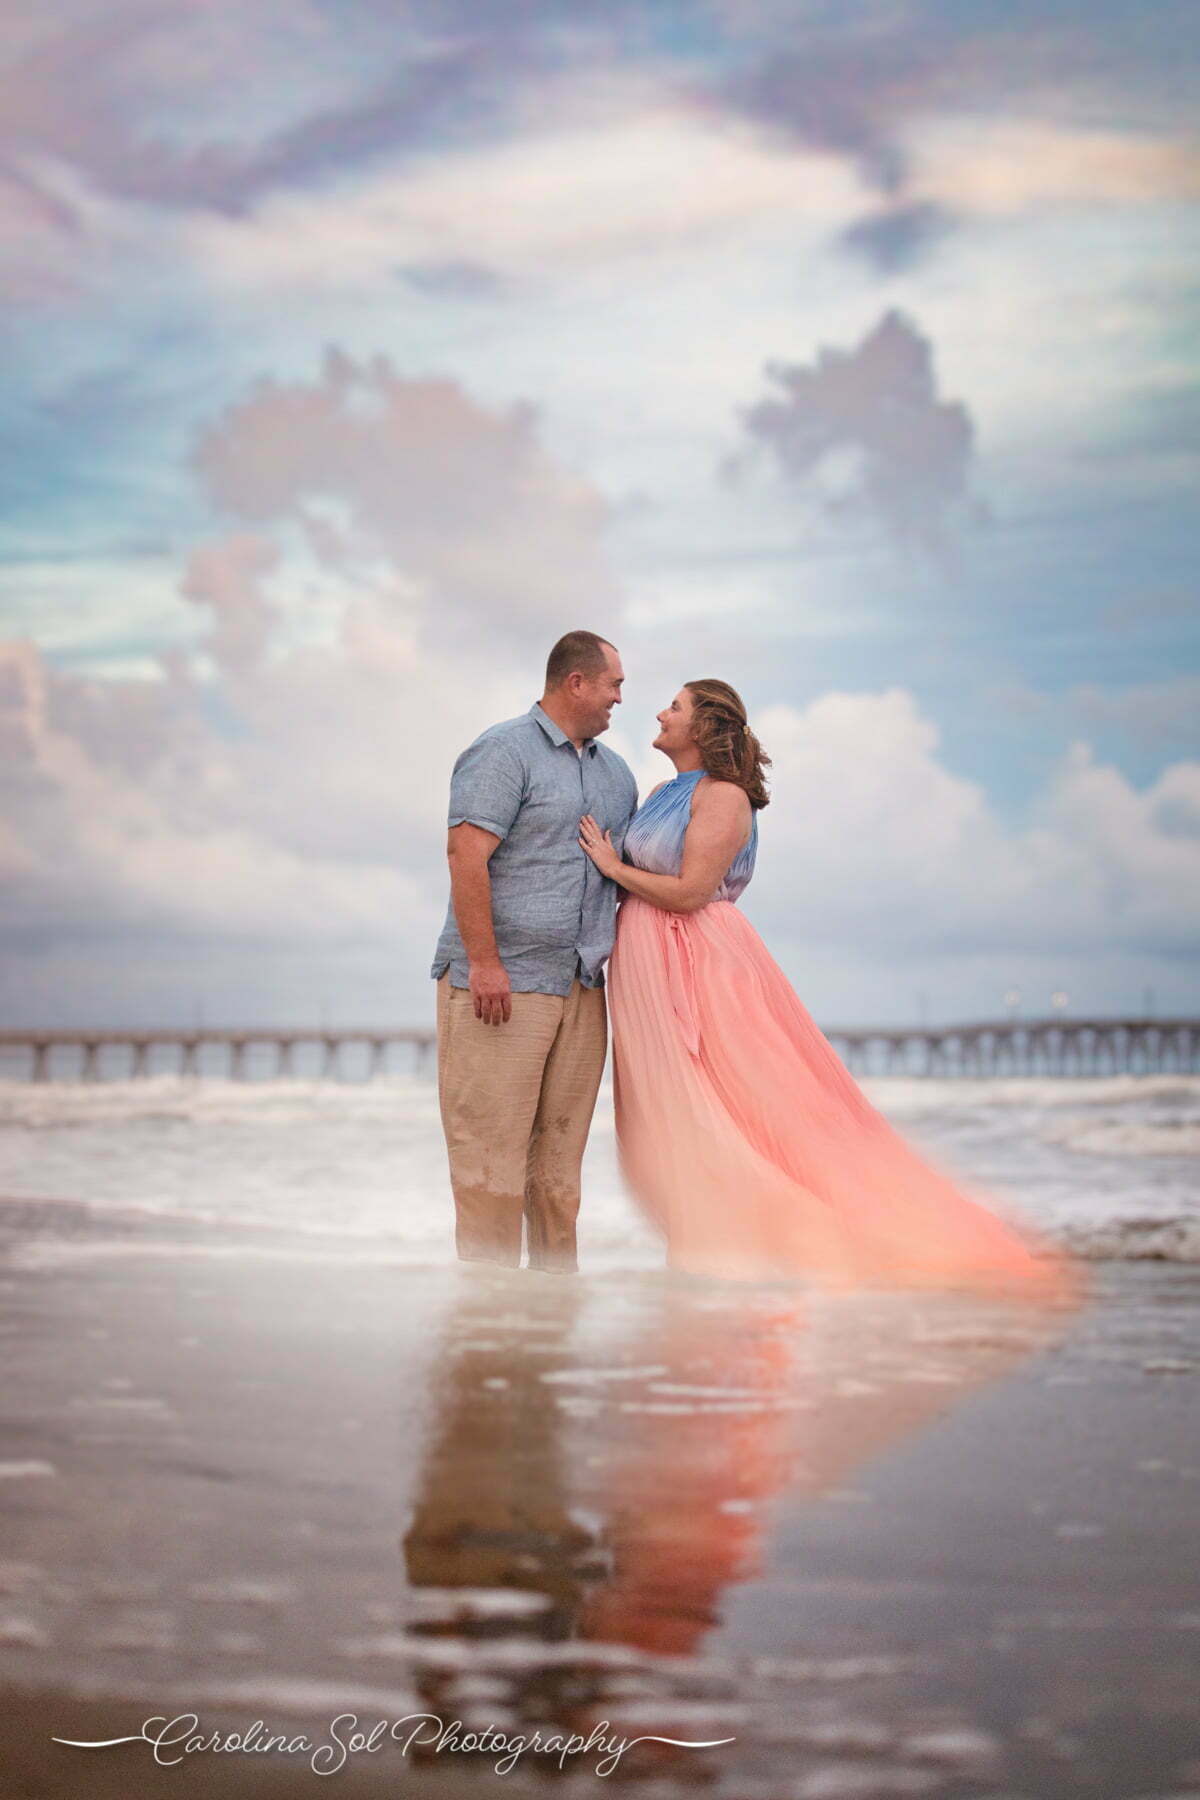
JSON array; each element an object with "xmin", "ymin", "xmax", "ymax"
[{"xmin": 431, "ymin": 630, "xmax": 1080, "ymax": 1303}]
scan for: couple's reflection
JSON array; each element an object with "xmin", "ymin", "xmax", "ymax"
[
  {"xmin": 401, "ymin": 1263, "xmax": 1073, "ymax": 1775},
  {"xmin": 401, "ymin": 1271, "xmax": 601, "ymax": 1659}
]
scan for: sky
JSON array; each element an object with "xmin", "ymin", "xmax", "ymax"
[{"xmin": 2, "ymin": 0, "xmax": 1198, "ymax": 1033}]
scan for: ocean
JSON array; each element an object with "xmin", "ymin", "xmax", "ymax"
[
  {"xmin": 4, "ymin": 1068, "xmax": 1200, "ymax": 1798},
  {"xmin": 2, "ymin": 1071, "xmax": 1197, "ymax": 1272}
]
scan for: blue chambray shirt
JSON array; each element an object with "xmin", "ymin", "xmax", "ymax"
[{"xmin": 431, "ymin": 701, "xmax": 640, "ymax": 996}]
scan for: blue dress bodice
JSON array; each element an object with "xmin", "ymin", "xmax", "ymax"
[{"xmin": 621, "ymin": 768, "xmax": 757, "ymax": 902}]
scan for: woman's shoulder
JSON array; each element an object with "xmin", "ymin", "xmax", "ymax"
[{"xmin": 693, "ymin": 773, "xmax": 752, "ymax": 812}]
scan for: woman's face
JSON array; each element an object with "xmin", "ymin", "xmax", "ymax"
[{"xmin": 652, "ymin": 687, "xmax": 695, "ymax": 752}]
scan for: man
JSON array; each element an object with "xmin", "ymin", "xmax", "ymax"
[{"xmin": 431, "ymin": 631, "xmax": 639, "ymax": 1273}]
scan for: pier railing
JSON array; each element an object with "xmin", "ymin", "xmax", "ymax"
[{"xmin": 0, "ymin": 1017, "xmax": 1194, "ymax": 1081}]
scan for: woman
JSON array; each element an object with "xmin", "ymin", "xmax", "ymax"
[{"xmin": 578, "ymin": 678, "xmax": 1085, "ymax": 1304}]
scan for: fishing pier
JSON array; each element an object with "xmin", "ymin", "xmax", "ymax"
[{"xmin": 0, "ymin": 1016, "xmax": 1194, "ymax": 1081}]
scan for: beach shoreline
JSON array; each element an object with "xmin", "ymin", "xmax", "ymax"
[{"xmin": 2, "ymin": 1223, "xmax": 1199, "ymax": 1797}]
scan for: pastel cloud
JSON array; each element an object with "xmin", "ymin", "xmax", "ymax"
[
  {"xmin": 904, "ymin": 116, "xmax": 1200, "ymax": 217},
  {"xmin": 705, "ymin": 2, "xmax": 1197, "ymax": 197},
  {"xmin": 189, "ymin": 346, "xmax": 620, "ymax": 650},
  {"xmin": 0, "ymin": 346, "xmax": 624, "ymax": 959},
  {"xmin": 839, "ymin": 201, "xmax": 956, "ymax": 274},
  {"xmin": 0, "ymin": 1, "xmax": 506, "ymax": 215},
  {"xmin": 0, "ymin": 0, "xmax": 540, "ymax": 307},
  {"xmin": 726, "ymin": 309, "xmax": 980, "ymax": 551},
  {"xmin": 3, "ymin": 0, "xmax": 1194, "ymax": 313},
  {"xmin": 1, "ymin": 0, "xmax": 1196, "ymax": 1028},
  {"xmin": 177, "ymin": 100, "xmax": 863, "ymax": 297}
]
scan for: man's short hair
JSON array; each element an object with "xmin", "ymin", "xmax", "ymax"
[{"xmin": 545, "ymin": 630, "xmax": 616, "ymax": 689}]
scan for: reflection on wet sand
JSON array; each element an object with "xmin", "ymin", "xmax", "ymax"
[
  {"xmin": 400, "ymin": 1263, "xmax": 1078, "ymax": 1780},
  {"xmin": 401, "ymin": 1272, "xmax": 604, "ymax": 1722}
]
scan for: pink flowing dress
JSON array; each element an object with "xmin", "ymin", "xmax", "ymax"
[{"xmin": 606, "ymin": 769, "xmax": 1085, "ymax": 1304}]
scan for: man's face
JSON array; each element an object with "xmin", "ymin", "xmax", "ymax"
[{"xmin": 577, "ymin": 646, "xmax": 624, "ymax": 737}]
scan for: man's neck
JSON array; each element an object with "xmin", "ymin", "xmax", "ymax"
[{"xmin": 538, "ymin": 695, "xmax": 587, "ymax": 751}]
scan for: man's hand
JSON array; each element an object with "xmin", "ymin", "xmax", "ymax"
[{"xmin": 469, "ymin": 957, "xmax": 512, "ymax": 1026}]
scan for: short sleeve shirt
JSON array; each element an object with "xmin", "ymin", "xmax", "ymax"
[{"xmin": 430, "ymin": 702, "xmax": 640, "ymax": 995}]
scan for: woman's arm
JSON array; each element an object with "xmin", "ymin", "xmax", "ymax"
[{"xmin": 579, "ymin": 779, "xmax": 752, "ymax": 915}]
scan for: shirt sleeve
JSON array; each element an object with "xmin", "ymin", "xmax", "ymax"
[{"xmin": 447, "ymin": 736, "xmax": 526, "ymax": 841}]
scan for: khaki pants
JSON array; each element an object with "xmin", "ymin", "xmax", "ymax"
[{"xmin": 435, "ymin": 971, "xmax": 607, "ymax": 1272}]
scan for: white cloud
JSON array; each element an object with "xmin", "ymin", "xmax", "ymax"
[{"xmin": 748, "ymin": 689, "xmax": 1200, "ymax": 957}]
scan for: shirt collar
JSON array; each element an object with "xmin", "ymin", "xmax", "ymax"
[{"xmin": 530, "ymin": 701, "xmax": 597, "ymax": 756}]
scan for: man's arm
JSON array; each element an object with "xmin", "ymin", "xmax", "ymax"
[
  {"xmin": 443, "ymin": 735, "xmax": 526, "ymax": 1026},
  {"xmin": 446, "ymin": 823, "xmax": 510, "ymax": 1025}
]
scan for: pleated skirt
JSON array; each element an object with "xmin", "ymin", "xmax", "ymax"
[{"xmin": 606, "ymin": 893, "xmax": 1086, "ymax": 1304}]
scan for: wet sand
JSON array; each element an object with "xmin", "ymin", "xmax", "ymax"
[{"xmin": 1, "ymin": 1218, "xmax": 1199, "ymax": 1798}]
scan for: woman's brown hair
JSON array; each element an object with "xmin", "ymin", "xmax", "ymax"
[{"xmin": 683, "ymin": 678, "xmax": 771, "ymax": 810}]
